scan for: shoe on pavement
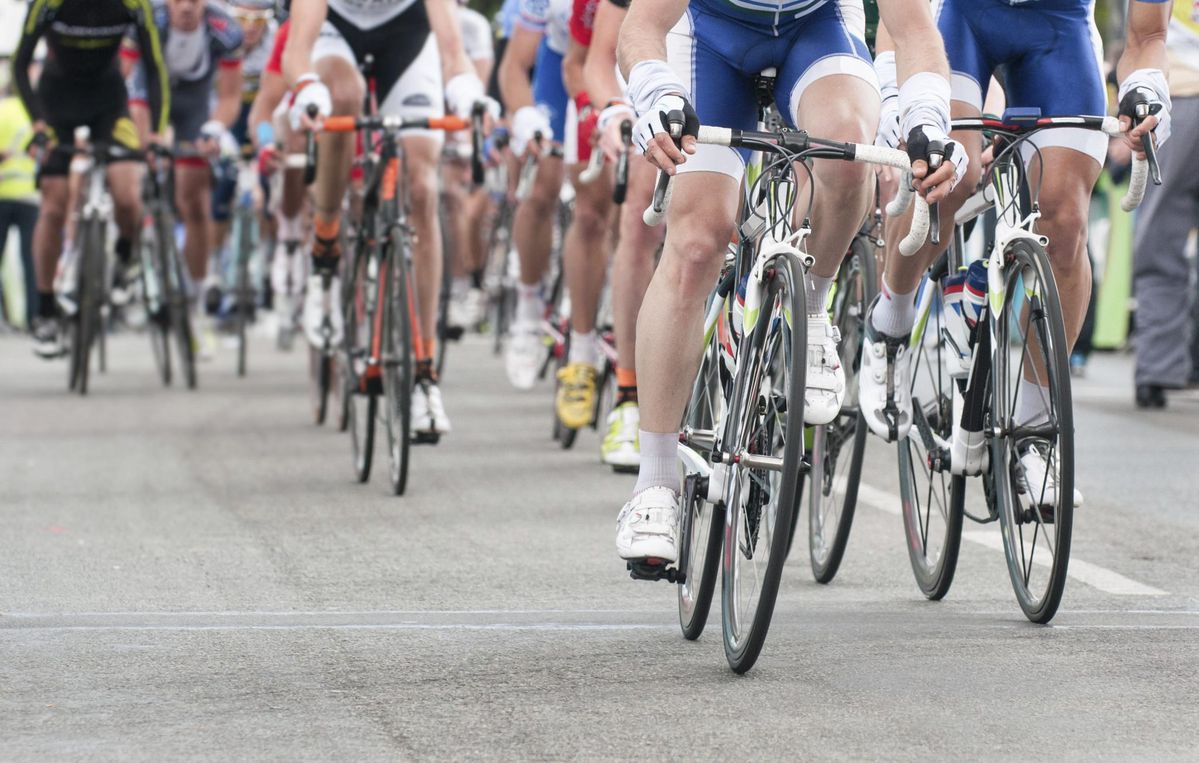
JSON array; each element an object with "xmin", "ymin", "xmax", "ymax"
[
  {"xmin": 110, "ymin": 257, "xmax": 140, "ymax": 307},
  {"xmin": 302, "ymin": 271, "xmax": 344, "ymax": 350},
  {"xmin": 555, "ymin": 362, "xmax": 598, "ymax": 430},
  {"xmin": 804, "ymin": 312, "xmax": 846, "ymax": 426},
  {"xmin": 505, "ymin": 321, "xmax": 543, "ymax": 390},
  {"xmin": 1017, "ymin": 439, "xmax": 1083, "ymax": 512},
  {"xmin": 31, "ymin": 316, "xmax": 64, "ymax": 359},
  {"xmin": 411, "ymin": 381, "xmax": 452, "ymax": 438},
  {"xmin": 601, "ymin": 401, "xmax": 640, "ymax": 472},
  {"xmin": 615, "ymin": 486, "xmax": 681, "ymax": 564},
  {"xmin": 859, "ymin": 297, "xmax": 913, "ymax": 441},
  {"xmin": 1135, "ymin": 384, "xmax": 1167, "ymax": 409}
]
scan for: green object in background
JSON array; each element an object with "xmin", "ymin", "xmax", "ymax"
[{"xmin": 1093, "ymin": 172, "xmax": 1134, "ymax": 350}]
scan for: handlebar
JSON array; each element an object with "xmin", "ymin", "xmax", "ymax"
[
  {"xmin": 470, "ymin": 102, "xmax": 486, "ymax": 186},
  {"xmin": 613, "ymin": 120, "xmax": 632, "ymax": 205},
  {"xmin": 642, "ymin": 124, "xmax": 930, "ymax": 254}
]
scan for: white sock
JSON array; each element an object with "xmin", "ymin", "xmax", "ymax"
[
  {"xmin": 870, "ymin": 276, "xmax": 917, "ymax": 337},
  {"xmin": 807, "ymin": 273, "xmax": 834, "ymax": 315},
  {"xmin": 515, "ymin": 283, "xmax": 542, "ymax": 325},
  {"xmin": 633, "ymin": 430, "xmax": 680, "ymax": 495},
  {"xmin": 277, "ymin": 212, "xmax": 302, "ymax": 242},
  {"xmin": 1015, "ymin": 379, "xmax": 1050, "ymax": 426},
  {"xmin": 568, "ymin": 330, "xmax": 600, "ymax": 367}
]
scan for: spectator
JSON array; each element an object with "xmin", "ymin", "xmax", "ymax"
[
  {"xmin": 0, "ymin": 60, "xmax": 39, "ymax": 329},
  {"xmin": 1131, "ymin": 6, "xmax": 1199, "ymax": 408}
]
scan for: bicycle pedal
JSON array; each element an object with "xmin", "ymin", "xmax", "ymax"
[
  {"xmin": 411, "ymin": 431, "xmax": 441, "ymax": 446},
  {"xmin": 626, "ymin": 560, "xmax": 685, "ymax": 584}
]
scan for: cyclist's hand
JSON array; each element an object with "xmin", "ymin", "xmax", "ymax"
[
  {"xmin": 289, "ymin": 73, "xmax": 331, "ymax": 131},
  {"xmin": 512, "ymin": 105, "xmax": 551, "ymax": 157},
  {"xmin": 633, "ymin": 93, "xmax": 698, "ymax": 175},
  {"xmin": 1117, "ymin": 70, "xmax": 1171, "ymax": 160},
  {"xmin": 598, "ymin": 101, "xmax": 635, "ymax": 164},
  {"xmin": 906, "ymin": 126, "xmax": 967, "ymax": 204},
  {"xmin": 27, "ymin": 122, "xmax": 50, "ymax": 159}
]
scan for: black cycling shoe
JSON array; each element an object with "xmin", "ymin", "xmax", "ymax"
[{"xmin": 1135, "ymin": 384, "xmax": 1167, "ymax": 409}]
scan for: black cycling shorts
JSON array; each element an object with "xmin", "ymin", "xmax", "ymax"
[{"xmin": 37, "ymin": 68, "xmax": 141, "ymax": 179}]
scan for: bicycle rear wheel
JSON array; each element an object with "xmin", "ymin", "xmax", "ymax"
[
  {"xmin": 677, "ymin": 323, "xmax": 729, "ymax": 641},
  {"xmin": 141, "ymin": 219, "xmax": 172, "ymax": 386},
  {"xmin": 486, "ymin": 201, "xmax": 514, "ymax": 356},
  {"xmin": 721, "ymin": 253, "xmax": 806, "ymax": 674},
  {"xmin": 897, "ymin": 277, "xmax": 964, "ymax": 600},
  {"xmin": 71, "ymin": 220, "xmax": 105, "ymax": 395},
  {"xmin": 234, "ymin": 208, "xmax": 254, "ymax": 377},
  {"xmin": 807, "ymin": 235, "xmax": 876, "ymax": 582},
  {"xmin": 345, "ymin": 247, "xmax": 377, "ymax": 484},
  {"xmin": 382, "ymin": 234, "xmax": 413, "ymax": 496},
  {"xmin": 991, "ymin": 239, "xmax": 1074, "ymax": 623},
  {"xmin": 164, "ymin": 218, "xmax": 197, "ymax": 390},
  {"xmin": 310, "ymin": 347, "xmax": 332, "ymax": 425}
]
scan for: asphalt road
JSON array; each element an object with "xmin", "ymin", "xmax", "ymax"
[{"xmin": 3, "ymin": 331, "xmax": 1198, "ymax": 760}]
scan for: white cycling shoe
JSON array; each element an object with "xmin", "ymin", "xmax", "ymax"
[
  {"xmin": 302, "ymin": 272, "xmax": 344, "ymax": 350},
  {"xmin": 1018, "ymin": 441, "xmax": 1083, "ymax": 509},
  {"xmin": 615, "ymin": 486, "xmax": 681, "ymax": 564},
  {"xmin": 804, "ymin": 313, "xmax": 846, "ymax": 426},
  {"xmin": 504, "ymin": 321, "xmax": 543, "ymax": 391},
  {"xmin": 858, "ymin": 300, "xmax": 913, "ymax": 441},
  {"xmin": 411, "ymin": 382, "xmax": 452, "ymax": 438}
]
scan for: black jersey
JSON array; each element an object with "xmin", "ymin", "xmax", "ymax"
[{"xmin": 13, "ymin": 0, "xmax": 169, "ymax": 135}]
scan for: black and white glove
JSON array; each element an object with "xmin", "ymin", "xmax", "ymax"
[
  {"xmin": 1118, "ymin": 69, "xmax": 1171, "ymax": 146},
  {"xmin": 900, "ymin": 72, "xmax": 967, "ymax": 191},
  {"xmin": 632, "ymin": 93, "xmax": 698, "ymax": 154}
]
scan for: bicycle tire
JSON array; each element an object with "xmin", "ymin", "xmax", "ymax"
[
  {"xmin": 435, "ymin": 205, "xmax": 453, "ymax": 379},
  {"xmin": 722, "ymin": 252, "xmax": 806, "ymax": 674},
  {"xmin": 72, "ymin": 219, "xmax": 105, "ymax": 395},
  {"xmin": 486, "ymin": 201, "xmax": 514, "ymax": 356},
  {"xmin": 141, "ymin": 221, "xmax": 172, "ymax": 386},
  {"xmin": 163, "ymin": 216, "xmax": 197, "ymax": 390},
  {"xmin": 235, "ymin": 208, "xmax": 254, "ymax": 377},
  {"xmin": 310, "ymin": 347, "xmax": 331, "ymax": 425},
  {"xmin": 991, "ymin": 238, "xmax": 1074, "ymax": 623},
  {"xmin": 898, "ymin": 277, "xmax": 964, "ymax": 600},
  {"xmin": 349, "ymin": 390, "xmax": 378, "ymax": 484},
  {"xmin": 382, "ymin": 233, "xmax": 413, "ymax": 496},
  {"xmin": 807, "ymin": 235, "xmax": 877, "ymax": 582},
  {"xmin": 551, "ymin": 326, "xmax": 578, "ymax": 449},
  {"xmin": 677, "ymin": 331, "xmax": 727, "ymax": 641}
]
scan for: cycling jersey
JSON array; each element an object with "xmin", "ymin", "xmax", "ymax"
[
  {"xmin": 936, "ymin": 0, "xmax": 1107, "ymax": 163},
  {"xmin": 690, "ymin": 0, "xmax": 833, "ymax": 36},
  {"xmin": 241, "ymin": 24, "xmax": 278, "ymax": 104},
  {"xmin": 266, "ymin": 20, "xmax": 290, "ymax": 76},
  {"xmin": 458, "ymin": 6, "xmax": 494, "ymax": 62},
  {"xmin": 569, "ymin": 0, "xmax": 600, "ymax": 47},
  {"xmin": 671, "ymin": 0, "xmax": 874, "ymax": 179},
  {"xmin": 12, "ymin": 0, "xmax": 169, "ymax": 138},
  {"xmin": 496, "ymin": 0, "xmax": 523, "ymax": 39},
  {"xmin": 327, "ymin": 0, "xmax": 419, "ymax": 31},
  {"xmin": 518, "ymin": 0, "xmax": 571, "ymax": 56}
]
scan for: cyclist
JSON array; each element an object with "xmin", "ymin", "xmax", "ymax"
[
  {"xmin": 585, "ymin": 0, "xmax": 667, "ymax": 472},
  {"xmin": 862, "ymin": 0, "xmax": 1171, "ymax": 507},
  {"xmin": 552, "ymin": 0, "xmax": 617, "ymax": 433},
  {"xmin": 613, "ymin": 0, "xmax": 965, "ymax": 565},
  {"xmin": 282, "ymin": 0, "xmax": 494, "ymax": 439},
  {"xmin": 497, "ymin": 0, "xmax": 572, "ymax": 391},
  {"xmin": 12, "ymin": 0, "xmax": 169, "ymax": 358},
  {"xmin": 444, "ymin": 0, "xmax": 495, "ymax": 332},
  {"xmin": 126, "ymin": 0, "xmax": 244, "ymax": 355}
]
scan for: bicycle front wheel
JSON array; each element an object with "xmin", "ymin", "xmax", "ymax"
[
  {"xmin": 991, "ymin": 239, "xmax": 1074, "ymax": 623},
  {"xmin": 382, "ymin": 234, "xmax": 413, "ymax": 496},
  {"xmin": 164, "ymin": 218, "xmax": 197, "ymax": 390},
  {"xmin": 721, "ymin": 253, "xmax": 806, "ymax": 674},
  {"xmin": 897, "ymin": 277, "xmax": 964, "ymax": 600},
  {"xmin": 234, "ymin": 208, "xmax": 255, "ymax": 378},
  {"xmin": 141, "ymin": 218, "xmax": 172, "ymax": 386},
  {"xmin": 808, "ymin": 234, "xmax": 877, "ymax": 582}
]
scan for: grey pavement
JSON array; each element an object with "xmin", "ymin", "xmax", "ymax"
[{"xmin": 2, "ymin": 332, "xmax": 1199, "ymax": 760}]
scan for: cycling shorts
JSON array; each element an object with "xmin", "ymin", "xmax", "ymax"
[
  {"xmin": 314, "ymin": 4, "xmax": 444, "ymax": 143},
  {"xmin": 38, "ymin": 70, "xmax": 141, "ymax": 178},
  {"xmin": 532, "ymin": 40, "xmax": 568, "ymax": 144},
  {"xmin": 669, "ymin": 0, "xmax": 875, "ymax": 179},
  {"xmin": 937, "ymin": 0, "xmax": 1107, "ymax": 164}
]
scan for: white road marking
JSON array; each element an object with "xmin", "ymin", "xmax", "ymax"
[
  {"xmin": 845, "ymin": 478, "xmax": 1169, "ymax": 596},
  {"xmin": 0, "ymin": 623, "xmax": 673, "ymax": 633}
]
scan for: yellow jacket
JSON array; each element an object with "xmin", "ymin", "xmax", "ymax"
[{"xmin": 0, "ymin": 97, "xmax": 37, "ymax": 203}]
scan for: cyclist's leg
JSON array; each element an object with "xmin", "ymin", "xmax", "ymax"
[
  {"xmin": 512, "ymin": 157, "xmax": 562, "ymax": 307},
  {"xmin": 401, "ymin": 134, "xmax": 445, "ymax": 359},
  {"xmin": 612, "ymin": 155, "xmax": 663, "ymax": 387},
  {"xmin": 174, "ymin": 162, "xmax": 212, "ymax": 284},
  {"xmin": 310, "ymin": 41, "xmax": 364, "ymax": 248}
]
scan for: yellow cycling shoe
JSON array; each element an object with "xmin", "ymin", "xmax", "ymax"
[{"xmin": 555, "ymin": 362, "xmax": 599, "ymax": 430}]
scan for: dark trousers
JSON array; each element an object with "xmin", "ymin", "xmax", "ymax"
[{"xmin": 0, "ymin": 199, "xmax": 38, "ymax": 327}]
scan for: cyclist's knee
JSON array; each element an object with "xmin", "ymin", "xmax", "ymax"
[
  {"xmin": 663, "ymin": 222, "xmax": 733, "ymax": 300},
  {"xmin": 815, "ymin": 158, "xmax": 872, "ymax": 200},
  {"xmin": 317, "ymin": 60, "xmax": 364, "ymax": 116},
  {"xmin": 407, "ymin": 164, "xmax": 439, "ymax": 216},
  {"xmin": 1037, "ymin": 205, "xmax": 1087, "ymax": 264}
]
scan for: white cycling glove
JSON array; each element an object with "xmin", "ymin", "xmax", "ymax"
[
  {"xmin": 445, "ymin": 72, "xmax": 500, "ymax": 121},
  {"xmin": 288, "ymin": 73, "xmax": 331, "ymax": 131},
  {"xmin": 1118, "ymin": 68, "xmax": 1172, "ymax": 146},
  {"xmin": 874, "ymin": 52, "xmax": 902, "ymax": 149},
  {"xmin": 900, "ymin": 72, "xmax": 967, "ymax": 190},
  {"xmin": 598, "ymin": 101, "xmax": 636, "ymax": 161},
  {"xmin": 200, "ymin": 120, "xmax": 239, "ymax": 158},
  {"xmin": 512, "ymin": 105, "xmax": 552, "ymax": 156}
]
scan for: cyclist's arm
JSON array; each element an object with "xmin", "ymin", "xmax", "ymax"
[
  {"xmin": 249, "ymin": 71, "xmax": 288, "ymax": 146},
  {"xmin": 11, "ymin": 5, "xmax": 47, "ymax": 126},
  {"xmin": 563, "ymin": 38, "xmax": 587, "ymax": 100},
  {"xmin": 498, "ymin": 23, "xmax": 542, "ymax": 112},
  {"xmin": 876, "ymin": 0, "xmax": 949, "ymax": 83},
  {"xmin": 282, "ymin": 0, "xmax": 327, "ymax": 87},
  {"xmin": 584, "ymin": 1, "xmax": 624, "ymax": 107},
  {"xmin": 426, "ymin": 0, "xmax": 475, "ymax": 83},
  {"xmin": 616, "ymin": 0, "xmax": 686, "ymax": 79},
  {"xmin": 130, "ymin": 0, "xmax": 170, "ymax": 136},
  {"xmin": 1118, "ymin": 1, "xmax": 1170, "ymax": 81},
  {"xmin": 213, "ymin": 62, "xmax": 245, "ymax": 128}
]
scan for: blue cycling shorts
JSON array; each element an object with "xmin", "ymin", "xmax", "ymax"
[
  {"xmin": 936, "ymin": 0, "xmax": 1108, "ymax": 163},
  {"xmin": 668, "ymin": 0, "xmax": 877, "ymax": 179},
  {"xmin": 532, "ymin": 40, "xmax": 568, "ymax": 144}
]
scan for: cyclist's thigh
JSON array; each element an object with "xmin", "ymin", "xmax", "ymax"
[
  {"xmin": 671, "ymin": 10, "xmax": 757, "ymax": 181},
  {"xmin": 936, "ymin": 0, "xmax": 995, "ymax": 112},
  {"xmin": 313, "ymin": 18, "xmax": 366, "ymax": 107},
  {"xmin": 1005, "ymin": 8, "xmax": 1107, "ymax": 165},
  {"xmin": 171, "ymin": 82, "xmax": 211, "ymax": 145},
  {"xmin": 380, "ymin": 32, "xmax": 445, "ymax": 148}
]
